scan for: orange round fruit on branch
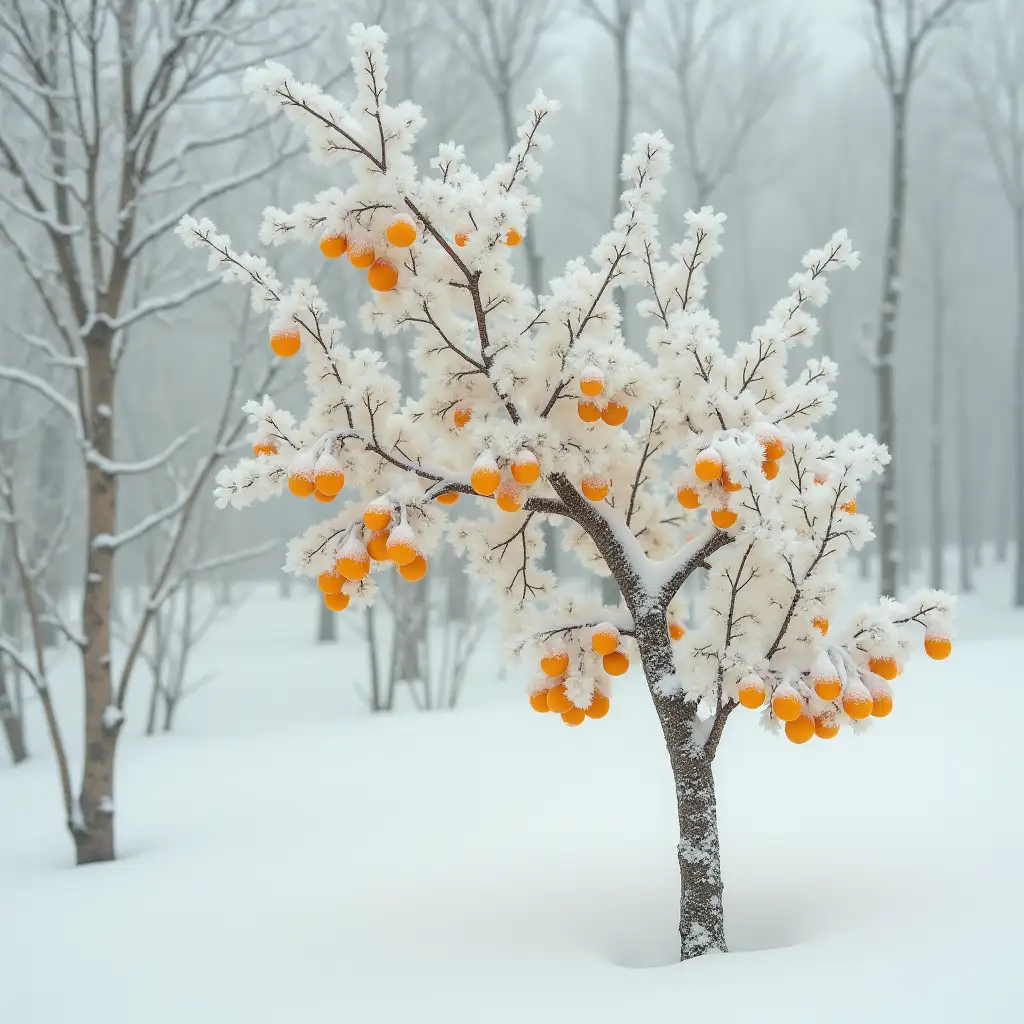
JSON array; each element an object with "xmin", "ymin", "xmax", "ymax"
[
  {"xmin": 506, "ymin": 228, "xmax": 523, "ymax": 246},
  {"xmin": 561, "ymin": 707, "xmax": 586, "ymax": 726},
  {"xmin": 366, "ymin": 531, "xmax": 390, "ymax": 562},
  {"xmin": 579, "ymin": 366, "xmax": 605, "ymax": 397},
  {"xmin": 253, "ymin": 441, "xmax": 277, "ymax": 457},
  {"xmin": 721, "ymin": 471, "xmax": 743, "ymax": 493},
  {"xmin": 814, "ymin": 713, "xmax": 839, "ymax": 739},
  {"xmin": 841, "ymin": 500, "xmax": 857, "ymax": 514},
  {"xmin": 313, "ymin": 453, "xmax": 345, "ymax": 496},
  {"xmin": 812, "ymin": 617, "xmax": 829, "ymax": 636},
  {"xmin": 386, "ymin": 526, "xmax": 420, "ymax": 566},
  {"xmin": 529, "ymin": 690, "xmax": 551, "ymax": 713},
  {"xmin": 603, "ymin": 650, "xmax": 629, "ymax": 676},
  {"xmin": 578, "ymin": 399, "xmax": 602, "ymax": 423},
  {"xmin": 336, "ymin": 547, "xmax": 370, "ymax": 582},
  {"xmin": 870, "ymin": 691, "xmax": 893, "ymax": 718},
  {"xmin": 591, "ymin": 622, "xmax": 620, "ymax": 655},
  {"xmin": 313, "ymin": 488, "xmax": 334, "ymax": 503},
  {"xmin": 319, "ymin": 233, "xmax": 348, "ymax": 258},
  {"xmin": 581, "ymin": 475, "xmax": 609, "ymax": 502},
  {"xmin": 924, "ymin": 635, "xmax": 951, "ymax": 660},
  {"xmin": 694, "ymin": 447, "xmax": 723, "ymax": 482},
  {"xmin": 363, "ymin": 504, "xmax": 392, "ymax": 532},
  {"xmin": 545, "ymin": 681, "xmax": 573, "ymax": 711},
  {"xmin": 348, "ymin": 242, "xmax": 375, "ymax": 268},
  {"xmin": 541, "ymin": 650, "xmax": 570, "ymax": 678},
  {"xmin": 842, "ymin": 689, "xmax": 873, "ymax": 720},
  {"xmin": 435, "ymin": 490, "xmax": 459, "ymax": 506},
  {"xmin": 585, "ymin": 691, "xmax": 610, "ymax": 719},
  {"xmin": 510, "ymin": 449, "xmax": 540, "ymax": 485},
  {"xmin": 737, "ymin": 675, "xmax": 766, "ymax": 710},
  {"xmin": 772, "ymin": 686, "xmax": 802, "ymax": 722},
  {"xmin": 453, "ymin": 405, "xmax": 472, "ymax": 429},
  {"xmin": 386, "ymin": 219, "xmax": 416, "ymax": 247},
  {"xmin": 813, "ymin": 676, "xmax": 841, "ymax": 701},
  {"xmin": 762, "ymin": 459, "xmax": 779, "ymax": 480},
  {"xmin": 677, "ymin": 486, "xmax": 701, "ymax": 509},
  {"xmin": 399, "ymin": 554, "xmax": 428, "ymax": 582},
  {"xmin": 868, "ymin": 656, "xmax": 898, "ymax": 681},
  {"xmin": 785, "ymin": 714, "xmax": 815, "ymax": 744},
  {"xmin": 471, "ymin": 455, "xmax": 501, "ymax": 496},
  {"xmin": 710, "ymin": 507, "xmax": 738, "ymax": 529},
  {"xmin": 367, "ymin": 258, "xmax": 399, "ymax": 292},
  {"xmin": 324, "ymin": 590, "xmax": 350, "ymax": 612},
  {"xmin": 455, "ymin": 232, "xmax": 469, "ymax": 247},
  {"xmin": 669, "ymin": 620, "xmax": 685, "ymax": 641},
  {"xmin": 317, "ymin": 571, "xmax": 344, "ymax": 595},
  {"xmin": 288, "ymin": 472, "xmax": 316, "ymax": 498},
  {"xmin": 270, "ymin": 329, "xmax": 301, "ymax": 358},
  {"xmin": 601, "ymin": 400, "xmax": 629, "ymax": 426},
  {"xmin": 495, "ymin": 481, "xmax": 524, "ymax": 513},
  {"xmin": 757, "ymin": 425, "xmax": 785, "ymax": 462}
]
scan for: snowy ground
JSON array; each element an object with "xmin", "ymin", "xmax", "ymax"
[{"xmin": 1, "ymin": 565, "xmax": 1023, "ymax": 1023}]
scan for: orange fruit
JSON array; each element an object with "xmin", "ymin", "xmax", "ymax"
[
  {"xmin": 367, "ymin": 258, "xmax": 399, "ymax": 291},
  {"xmin": 580, "ymin": 368, "xmax": 604, "ymax": 397},
  {"xmin": 529, "ymin": 690, "xmax": 551, "ymax": 713},
  {"xmin": 603, "ymin": 650, "xmax": 629, "ymax": 676},
  {"xmin": 363, "ymin": 505, "xmax": 392, "ymax": 532},
  {"xmin": 785, "ymin": 713, "xmax": 814, "ymax": 744},
  {"xmin": 545, "ymin": 682, "xmax": 573, "ymax": 711},
  {"xmin": 324, "ymin": 591, "xmax": 350, "ymax": 612},
  {"xmin": 366, "ymin": 531, "xmax": 390, "ymax": 561},
  {"xmin": 313, "ymin": 488, "xmax": 334, "ymax": 503},
  {"xmin": 541, "ymin": 651, "xmax": 570, "ymax": 677},
  {"xmin": 591, "ymin": 623, "xmax": 620, "ymax": 655},
  {"xmin": 758, "ymin": 426, "xmax": 785, "ymax": 462},
  {"xmin": 313, "ymin": 456, "xmax": 345, "ymax": 496},
  {"xmin": 270, "ymin": 329, "xmax": 300, "ymax": 358},
  {"xmin": 455, "ymin": 232, "xmax": 469, "ymax": 247},
  {"xmin": 762, "ymin": 459, "xmax": 779, "ymax": 480},
  {"xmin": 694, "ymin": 448, "xmax": 723, "ymax": 482},
  {"xmin": 814, "ymin": 713, "xmax": 839, "ymax": 739},
  {"xmin": 813, "ymin": 676, "xmax": 841, "ymax": 701},
  {"xmin": 601, "ymin": 401, "xmax": 628, "ymax": 426},
  {"xmin": 870, "ymin": 691, "xmax": 893, "ymax": 718},
  {"xmin": 841, "ymin": 499, "xmax": 857, "ymax": 514},
  {"xmin": 711, "ymin": 507, "xmax": 738, "ymax": 529},
  {"xmin": 721, "ymin": 471, "xmax": 743, "ymax": 493},
  {"xmin": 812, "ymin": 617, "xmax": 829, "ymax": 635},
  {"xmin": 386, "ymin": 531, "xmax": 419, "ymax": 566},
  {"xmin": 399, "ymin": 554, "xmax": 427, "ymax": 582},
  {"xmin": 320, "ymin": 234, "xmax": 347, "ymax": 258},
  {"xmin": 924, "ymin": 635, "xmax": 951, "ymax": 660},
  {"xmin": 669, "ymin": 620, "xmax": 685, "ymax": 641},
  {"xmin": 386, "ymin": 219, "xmax": 416, "ymax": 247},
  {"xmin": 288, "ymin": 473, "xmax": 315, "ymax": 498},
  {"xmin": 561, "ymin": 706, "xmax": 586, "ymax": 726},
  {"xmin": 578, "ymin": 400, "xmax": 602, "ymax": 423},
  {"xmin": 737, "ymin": 676, "xmax": 766, "ymax": 709},
  {"xmin": 348, "ymin": 242, "xmax": 374, "ymax": 268},
  {"xmin": 677, "ymin": 486, "xmax": 700, "ymax": 509},
  {"xmin": 435, "ymin": 491, "xmax": 459, "ymax": 505},
  {"xmin": 585, "ymin": 691, "xmax": 610, "ymax": 719},
  {"xmin": 317, "ymin": 571, "xmax": 343, "ymax": 594},
  {"xmin": 495, "ymin": 481, "xmax": 524, "ymax": 512},
  {"xmin": 506, "ymin": 228, "xmax": 523, "ymax": 246},
  {"xmin": 253, "ymin": 441, "xmax": 277, "ymax": 457},
  {"xmin": 842, "ymin": 690, "xmax": 873, "ymax": 720},
  {"xmin": 453, "ymin": 406, "xmax": 472, "ymax": 429},
  {"xmin": 510, "ymin": 450, "xmax": 540, "ymax": 485},
  {"xmin": 868, "ymin": 656, "xmax": 898, "ymax": 680},
  {"xmin": 471, "ymin": 457, "xmax": 501, "ymax": 496},
  {"xmin": 336, "ymin": 549, "xmax": 370, "ymax": 581},
  {"xmin": 772, "ymin": 688, "xmax": 802, "ymax": 722},
  {"xmin": 581, "ymin": 475, "xmax": 609, "ymax": 501}
]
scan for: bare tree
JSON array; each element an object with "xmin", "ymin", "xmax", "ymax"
[
  {"xmin": 0, "ymin": 0, "xmax": 300, "ymax": 862},
  {"xmin": 957, "ymin": 0, "xmax": 1024, "ymax": 603},
  {"xmin": 865, "ymin": 0, "xmax": 976, "ymax": 598}
]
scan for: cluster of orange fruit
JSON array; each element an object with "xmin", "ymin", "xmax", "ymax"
[
  {"xmin": 455, "ymin": 228, "xmax": 523, "ymax": 248},
  {"xmin": 314, "ymin": 501, "xmax": 428, "ymax": 611},
  {"xmin": 575, "ymin": 366, "xmax": 629, "ymax": 426},
  {"xmin": 468, "ymin": 447, "xmax": 541, "ymax": 512},
  {"xmin": 735, "ymin": 622, "xmax": 952, "ymax": 743},
  {"xmin": 282, "ymin": 451, "xmax": 348, "ymax": 505}
]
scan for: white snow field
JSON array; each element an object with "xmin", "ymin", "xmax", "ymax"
[{"xmin": 1, "ymin": 575, "xmax": 1022, "ymax": 1023}]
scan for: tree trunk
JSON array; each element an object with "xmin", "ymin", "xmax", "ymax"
[
  {"xmin": 634, "ymin": 604, "xmax": 727, "ymax": 960},
  {"xmin": 365, "ymin": 606, "xmax": 382, "ymax": 711},
  {"xmin": 1013, "ymin": 204, "xmax": 1024, "ymax": 605},
  {"xmin": 929, "ymin": 266, "xmax": 946, "ymax": 590},
  {"xmin": 76, "ymin": 334, "xmax": 120, "ymax": 865},
  {"xmin": 0, "ymin": 660, "xmax": 28, "ymax": 764},
  {"xmin": 875, "ymin": 91, "xmax": 909, "ymax": 599},
  {"xmin": 317, "ymin": 595, "xmax": 337, "ymax": 642}
]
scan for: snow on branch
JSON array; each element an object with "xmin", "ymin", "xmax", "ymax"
[
  {"xmin": 0, "ymin": 366, "xmax": 82, "ymax": 435},
  {"xmin": 86, "ymin": 428, "xmax": 199, "ymax": 477}
]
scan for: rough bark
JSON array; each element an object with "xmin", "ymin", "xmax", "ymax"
[{"xmin": 76, "ymin": 331, "xmax": 119, "ymax": 865}]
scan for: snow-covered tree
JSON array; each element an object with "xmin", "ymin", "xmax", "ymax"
[{"xmin": 180, "ymin": 24, "xmax": 956, "ymax": 960}]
